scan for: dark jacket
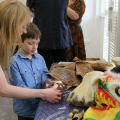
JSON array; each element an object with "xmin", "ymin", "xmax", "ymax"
[{"xmin": 26, "ymin": 0, "xmax": 73, "ymax": 50}]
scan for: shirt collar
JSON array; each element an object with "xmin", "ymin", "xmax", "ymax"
[{"xmin": 17, "ymin": 50, "xmax": 38, "ymax": 59}]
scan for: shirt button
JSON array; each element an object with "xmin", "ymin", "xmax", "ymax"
[
  {"xmin": 37, "ymin": 84, "xmax": 38, "ymax": 85},
  {"xmin": 34, "ymin": 73, "xmax": 35, "ymax": 74}
]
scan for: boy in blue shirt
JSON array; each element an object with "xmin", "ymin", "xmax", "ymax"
[{"xmin": 10, "ymin": 22, "xmax": 61, "ymax": 120}]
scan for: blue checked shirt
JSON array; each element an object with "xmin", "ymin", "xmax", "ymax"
[{"xmin": 10, "ymin": 50, "xmax": 51, "ymax": 118}]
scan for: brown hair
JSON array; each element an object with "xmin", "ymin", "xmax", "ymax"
[
  {"xmin": 21, "ymin": 22, "xmax": 41, "ymax": 42},
  {"xmin": 0, "ymin": 0, "xmax": 34, "ymax": 77}
]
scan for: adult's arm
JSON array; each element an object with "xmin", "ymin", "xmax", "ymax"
[
  {"xmin": 0, "ymin": 67, "xmax": 61, "ymax": 103},
  {"xmin": 67, "ymin": 0, "xmax": 86, "ymax": 21},
  {"xmin": 67, "ymin": 7, "xmax": 79, "ymax": 20}
]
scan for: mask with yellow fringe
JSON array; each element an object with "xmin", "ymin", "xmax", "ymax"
[{"xmin": 84, "ymin": 65, "xmax": 120, "ymax": 120}]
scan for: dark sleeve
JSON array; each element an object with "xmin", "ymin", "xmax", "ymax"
[{"xmin": 26, "ymin": 0, "xmax": 35, "ymax": 10}]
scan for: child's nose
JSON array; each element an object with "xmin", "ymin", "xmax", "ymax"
[{"xmin": 33, "ymin": 44, "xmax": 37, "ymax": 49}]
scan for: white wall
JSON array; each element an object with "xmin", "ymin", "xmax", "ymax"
[
  {"xmin": 19, "ymin": 0, "xmax": 26, "ymax": 5},
  {"xmin": 82, "ymin": 0, "xmax": 103, "ymax": 59},
  {"xmin": 0, "ymin": 0, "xmax": 26, "ymax": 4}
]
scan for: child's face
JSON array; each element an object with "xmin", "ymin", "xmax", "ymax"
[{"xmin": 21, "ymin": 38, "xmax": 40, "ymax": 56}]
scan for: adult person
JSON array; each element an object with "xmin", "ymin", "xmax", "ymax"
[
  {"xmin": 26, "ymin": 0, "xmax": 73, "ymax": 70},
  {"xmin": 67, "ymin": 0, "xmax": 86, "ymax": 61},
  {"xmin": 0, "ymin": 0, "xmax": 61, "ymax": 103}
]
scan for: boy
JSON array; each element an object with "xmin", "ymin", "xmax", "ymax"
[{"xmin": 10, "ymin": 22, "xmax": 59, "ymax": 120}]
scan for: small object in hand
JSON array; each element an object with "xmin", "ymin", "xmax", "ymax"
[
  {"xmin": 42, "ymin": 80, "xmax": 67, "ymax": 92},
  {"xmin": 42, "ymin": 81, "xmax": 54, "ymax": 89},
  {"xmin": 42, "ymin": 80, "xmax": 67, "ymax": 100}
]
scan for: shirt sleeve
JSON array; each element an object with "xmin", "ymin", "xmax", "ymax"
[
  {"xmin": 10, "ymin": 61, "xmax": 29, "ymax": 88},
  {"xmin": 40, "ymin": 56, "xmax": 51, "ymax": 85}
]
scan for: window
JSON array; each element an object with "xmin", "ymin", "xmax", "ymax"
[{"xmin": 103, "ymin": 0, "xmax": 119, "ymax": 62}]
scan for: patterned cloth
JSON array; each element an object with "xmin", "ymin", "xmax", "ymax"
[
  {"xmin": 67, "ymin": 0, "xmax": 86, "ymax": 61},
  {"xmin": 34, "ymin": 88, "xmax": 88, "ymax": 120}
]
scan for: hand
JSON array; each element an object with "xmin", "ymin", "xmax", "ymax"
[
  {"xmin": 42, "ymin": 88, "xmax": 62, "ymax": 103},
  {"xmin": 49, "ymin": 80, "xmax": 55, "ymax": 83},
  {"xmin": 31, "ymin": 5, "xmax": 35, "ymax": 12}
]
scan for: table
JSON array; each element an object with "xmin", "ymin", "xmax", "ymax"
[{"xmin": 34, "ymin": 87, "xmax": 88, "ymax": 120}]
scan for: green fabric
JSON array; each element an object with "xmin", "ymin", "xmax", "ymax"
[
  {"xmin": 85, "ymin": 118, "xmax": 95, "ymax": 120},
  {"xmin": 114, "ymin": 111, "xmax": 120, "ymax": 120}
]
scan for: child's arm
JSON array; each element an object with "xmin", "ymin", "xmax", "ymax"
[{"xmin": 9, "ymin": 62, "xmax": 30, "ymax": 88}]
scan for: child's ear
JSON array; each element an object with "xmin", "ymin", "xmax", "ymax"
[{"xmin": 89, "ymin": 76, "xmax": 104, "ymax": 92}]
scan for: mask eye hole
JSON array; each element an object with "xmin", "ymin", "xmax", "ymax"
[{"xmin": 115, "ymin": 86, "xmax": 120, "ymax": 97}]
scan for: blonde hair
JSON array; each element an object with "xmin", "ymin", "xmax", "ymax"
[{"xmin": 0, "ymin": 0, "xmax": 34, "ymax": 77}]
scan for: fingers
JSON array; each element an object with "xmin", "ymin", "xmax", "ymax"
[
  {"xmin": 49, "ymin": 80, "xmax": 55, "ymax": 83},
  {"xmin": 54, "ymin": 89, "xmax": 62, "ymax": 100},
  {"xmin": 50, "ymin": 90, "xmax": 62, "ymax": 103},
  {"xmin": 53, "ymin": 88, "xmax": 61, "ymax": 92},
  {"xmin": 45, "ymin": 88, "xmax": 62, "ymax": 103},
  {"xmin": 51, "ymin": 99, "xmax": 59, "ymax": 104},
  {"xmin": 51, "ymin": 96, "xmax": 61, "ymax": 103},
  {"xmin": 31, "ymin": 7, "xmax": 35, "ymax": 12},
  {"xmin": 54, "ymin": 89, "xmax": 62, "ymax": 96},
  {"xmin": 56, "ymin": 95, "xmax": 62, "ymax": 101}
]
